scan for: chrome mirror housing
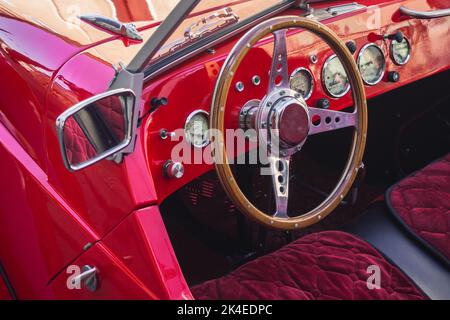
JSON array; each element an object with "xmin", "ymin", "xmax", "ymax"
[{"xmin": 56, "ymin": 88, "xmax": 135, "ymax": 171}]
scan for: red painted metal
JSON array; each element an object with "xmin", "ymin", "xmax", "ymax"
[
  {"xmin": 143, "ymin": 0, "xmax": 450, "ymax": 202},
  {"xmin": 0, "ymin": 276, "xmax": 12, "ymax": 300},
  {"xmin": 0, "ymin": 0, "xmax": 448, "ymax": 299}
]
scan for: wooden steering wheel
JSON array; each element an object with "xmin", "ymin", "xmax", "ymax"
[{"xmin": 210, "ymin": 16, "xmax": 367, "ymax": 230}]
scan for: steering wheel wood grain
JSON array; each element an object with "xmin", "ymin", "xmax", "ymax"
[{"xmin": 210, "ymin": 16, "xmax": 367, "ymax": 230}]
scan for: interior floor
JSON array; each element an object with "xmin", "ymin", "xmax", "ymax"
[{"xmin": 160, "ymin": 70, "xmax": 450, "ymax": 286}]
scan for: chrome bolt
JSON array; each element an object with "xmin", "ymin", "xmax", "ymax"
[
  {"xmin": 160, "ymin": 129, "xmax": 175, "ymax": 140},
  {"xmin": 160, "ymin": 129, "xmax": 169, "ymax": 140},
  {"xmin": 235, "ymin": 81, "xmax": 245, "ymax": 92},
  {"xmin": 252, "ymin": 75, "xmax": 261, "ymax": 86}
]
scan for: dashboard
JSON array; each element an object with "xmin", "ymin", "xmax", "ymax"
[{"xmin": 140, "ymin": 1, "xmax": 450, "ymax": 202}]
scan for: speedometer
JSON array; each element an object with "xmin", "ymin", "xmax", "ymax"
[
  {"xmin": 391, "ymin": 37, "xmax": 411, "ymax": 65},
  {"xmin": 322, "ymin": 55, "xmax": 350, "ymax": 98},
  {"xmin": 357, "ymin": 43, "xmax": 386, "ymax": 85}
]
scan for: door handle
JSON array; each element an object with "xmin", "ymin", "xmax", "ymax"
[
  {"xmin": 73, "ymin": 265, "xmax": 98, "ymax": 292},
  {"xmin": 400, "ymin": 6, "xmax": 450, "ymax": 19}
]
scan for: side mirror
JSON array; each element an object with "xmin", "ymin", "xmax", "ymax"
[{"xmin": 56, "ymin": 88, "xmax": 135, "ymax": 171}]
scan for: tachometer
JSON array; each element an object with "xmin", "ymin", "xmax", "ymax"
[
  {"xmin": 391, "ymin": 37, "xmax": 411, "ymax": 65},
  {"xmin": 357, "ymin": 43, "xmax": 385, "ymax": 85},
  {"xmin": 322, "ymin": 55, "xmax": 350, "ymax": 98},
  {"xmin": 289, "ymin": 67, "xmax": 314, "ymax": 100}
]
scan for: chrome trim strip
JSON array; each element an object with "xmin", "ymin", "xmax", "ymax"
[
  {"xmin": 400, "ymin": 6, "xmax": 450, "ymax": 19},
  {"xmin": 357, "ymin": 43, "xmax": 385, "ymax": 86},
  {"xmin": 322, "ymin": 54, "xmax": 351, "ymax": 98}
]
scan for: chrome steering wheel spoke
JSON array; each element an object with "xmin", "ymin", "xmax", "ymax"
[
  {"xmin": 268, "ymin": 30, "xmax": 289, "ymax": 91},
  {"xmin": 308, "ymin": 108, "xmax": 357, "ymax": 135},
  {"xmin": 269, "ymin": 155, "xmax": 290, "ymax": 219}
]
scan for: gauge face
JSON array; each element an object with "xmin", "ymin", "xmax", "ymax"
[
  {"xmin": 184, "ymin": 111, "xmax": 209, "ymax": 148},
  {"xmin": 357, "ymin": 44, "xmax": 386, "ymax": 85},
  {"xmin": 289, "ymin": 68, "xmax": 314, "ymax": 100},
  {"xmin": 391, "ymin": 38, "xmax": 411, "ymax": 65},
  {"xmin": 322, "ymin": 55, "xmax": 350, "ymax": 98}
]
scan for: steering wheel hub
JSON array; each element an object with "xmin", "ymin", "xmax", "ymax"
[{"xmin": 271, "ymin": 99, "xmax": 310, "ymax": 147}]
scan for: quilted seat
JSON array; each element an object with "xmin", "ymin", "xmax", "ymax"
[
  {"xmin": 191, "ymin": 231, "xmax": 425, "ymax": 300},
  {"xmin": 387, "ymin": 153, "xmax": 450, "ymax": 262}
]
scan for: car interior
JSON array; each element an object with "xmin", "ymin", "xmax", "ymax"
[{"xmin": 161, "ymin": 69, "xmax": 449, "ymax": 299}]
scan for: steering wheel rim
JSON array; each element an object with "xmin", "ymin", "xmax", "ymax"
[{"xmin": 210, "ymin": 16, "xmax": 367, "ymax": 230}]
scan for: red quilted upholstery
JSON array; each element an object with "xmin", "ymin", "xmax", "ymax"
[
  {"xmin": 388, "ymin": 153, "xmax": 450, "ymax": 261},
  {"xmin": 95, "ymin": 97, "xmax": 125, "ymax": 142},
  {"xmin": 64, "ymin": 117, "xmax": 97, "ymax": 165},
  {"xmin": 191, "ymin": 231, "xmax": 425, "ymax": 300}
]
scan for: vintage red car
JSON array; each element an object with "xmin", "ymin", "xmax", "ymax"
[{"xmin": 0, "ymin": 0, "xmax": 449, "ymax": 300}]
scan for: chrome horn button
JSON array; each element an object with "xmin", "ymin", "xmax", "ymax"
[
  {"xmin": 270, "ymin": 100, "xmax": 310, "ymax": 147},
  {"xmin": 254, "ymin": 88, "xmax": 310, "ymax": 157}
]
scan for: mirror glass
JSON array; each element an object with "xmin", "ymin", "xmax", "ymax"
[{"xmin": 61, "ymin": 91, "xmax": 134, "ymax": 170}]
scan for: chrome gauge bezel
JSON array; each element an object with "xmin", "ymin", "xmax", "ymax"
[
  {"xmin": 322, "ymin": 54, "xmax": 351, "ymax": 98},
  {"xmin": 357, "ymin": 43, "xmax": 386, "ymax": 86},
  {"xmin": 390, "ymin": 37, "xmax": 411, "ymax": 65},
  {"xmin": 289, "ymin": 67, "xmax": 314, "ymax": 100},
  {"xmin": 184, "ymin": 110, "xmax": 210, "ymax": 148}
]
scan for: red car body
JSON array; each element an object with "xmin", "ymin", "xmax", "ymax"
[{"xmin": 0, "ymin": 0, "xmax": 448, "ymax": 299}]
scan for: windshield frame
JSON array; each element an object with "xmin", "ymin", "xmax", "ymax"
[{"xmin": 126, "ymin": 0, "xmax": 296, "ymax": 82}]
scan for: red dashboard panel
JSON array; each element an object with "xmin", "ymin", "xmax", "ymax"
[{"xmin": 141, "ymin": 0, "xmax": 450, "ymax": 202}]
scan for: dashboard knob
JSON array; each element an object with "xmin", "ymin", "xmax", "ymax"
[
  {"xmin": 316, "ymin": 98, "xmax": 330, "ymax": 109},
  {"xmin": 388, "ymin": 71, "xmax": 400, "ymax": 83},
  {"xmin": 150, "ymin": 97, "xmax": 168, "ymax": 111},
  {"xmin": 345, "ymin": 40, "xmax": 357, "ymax": 54},
  {"xmin": 163, "ymin": 160, "xmax": 184, "ymax": 179},
  {"xmin": 386, "ymin": 31, "xmax": 404, "ymax": 43}
]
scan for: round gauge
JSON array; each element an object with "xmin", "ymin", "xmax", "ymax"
[
  {"xmin": 322, "ymin": 55, "xmax": 350, "ymax": 98},
  {"xmin": 357, "ymin": 43, "xmax": 386, "ymax": 85},
  {"xmin": 391, "ymin": 37, "xmax": 411, "ymax": 65},
  {"xmin": 184, "ymin": 110, "xmax": 209, "ymax": 148},
  {"xmin": 289, "ymin": 68, "xmax": 314, "ymax": 100}
]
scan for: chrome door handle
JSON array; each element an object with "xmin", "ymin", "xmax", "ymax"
[
  {"xmin": 73, "ymin": 265, "xmax": 98, "ymax": 292},
  {"xmin": 400, "ymin": 6, "xmax": 450, "ymax": 19}
]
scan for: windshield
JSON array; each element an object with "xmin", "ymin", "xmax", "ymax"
[
  {"xmin": 136, "ymin": 0, "xmax": 293, "ymax": 75},
  {"xmin": 153, "ymin": 0, "xmax": 290, "ymax": 60}
]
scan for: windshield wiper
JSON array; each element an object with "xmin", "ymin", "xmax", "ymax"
[{"xmin": 156, "ymin": 7, "xmax": 239, "ymax": 60}]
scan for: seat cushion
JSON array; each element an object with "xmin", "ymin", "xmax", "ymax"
[
  {"xmin": 191, "ymin": 231, "xmax": 425, "ymax": 300},
  {"xmin": 387, "ymin": 153, "xmax": 450, "ymax": 262}
]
